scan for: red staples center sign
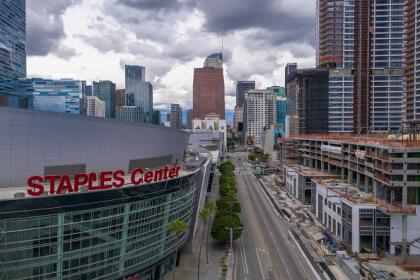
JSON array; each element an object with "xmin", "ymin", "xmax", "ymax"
[{"xmin": 26, "ymin": 166, "xmax": 181, "ymax": 197}]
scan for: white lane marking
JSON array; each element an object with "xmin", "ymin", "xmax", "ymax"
[
  {"xmin": 248, "ymin": 177, "xmax": 293, "ymax": 278},
  {"xmin": 241, "ymin": 238, "xmax": 249, "ymax": 274},
  {"xmin": 255, "ymin": 248, "xmax": 266, "ymax": 280},
  {"xmin": 288, "ymin": 230, "xmax": 322, "ymax": 280}
]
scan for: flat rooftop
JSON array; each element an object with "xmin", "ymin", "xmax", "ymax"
[
  {"xmin": 315, "ymin": 179, "xmax": 416, "ymax": 215},
  {"xmin": 289, "ymin": 134, "xmax": 420, "ymax": 148},
  {"xmin": 316, "ymin": 179, "xmax": 375, "ymax": 205},
  {"xmin": 286, "ymin": 164, "xmax": 341, "ymax": 178}
]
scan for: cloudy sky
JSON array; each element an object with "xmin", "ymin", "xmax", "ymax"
[{"xmin": 26, "ymin": 0, "xmax": 316, "ymax": 113}]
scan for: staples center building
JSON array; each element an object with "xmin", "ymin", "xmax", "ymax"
[{"xmin": 0, "ymin": 108, "xmax": 211, "ymax": 280}]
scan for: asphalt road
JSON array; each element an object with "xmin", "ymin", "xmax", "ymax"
[{"xmin": 231, "ymin": 152, "xmax": 319, "ymax": 280}]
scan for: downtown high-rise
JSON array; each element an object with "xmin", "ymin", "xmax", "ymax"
[
  {"xmin": 286, "ymin": 69, "xmax": 329, "ymax": 135},
  {"xmin": 125, "ymin": 65, "xmax": 153, "ymax": 114},
  {"xmin": 193, "ymin": 53, "xmax": 225, "ymax": 119},
  {"xmin": 244, "ymin": 89, "xmax": 277, "ymax": 147},
  {"xmin": 236, "ymin": 81, "xmax": 255, "ymax": 107},
  {"xmin": 170, "ymin": 103, "xmax": 183, "ymax": 129},
  {"xmin": 0, "ymin": 0, "xmax": 26, "ymax": 106},
  {"xmin": 317, "ymin": 0, "xmax": 405, "ymax": 133},
  {"xmin": 96, "ymin": 80, "xmax": 116, "ymax": 118},
  {"xmin": 404, "ymin": 0, "xmax": 420, "ymax": 121}
]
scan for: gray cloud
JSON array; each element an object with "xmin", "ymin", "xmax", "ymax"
[
  {"xmin": 77, "ymin": 33, "xmax": 126, "ymax": 53},
  {"xmin": 27, "ymin": 0, "xmax": 316, "ymax": 112},
  {"xmin": 54, "ymin": 45, "xmax": 78, "ymax": 60},
  {"xmin": 197, "ymin": 0, "xmax": 315, "ymax": 45},
  {"xmin": 120, "ymin": 0, "xmax": 184, "ymax": 10},
  {"xmin": 127, "ymin": 42, "xmax": 161, "ymax": 57},
  {"xmin": 27, "ymin": 0, "xmax": 81, "ymax": 56}
]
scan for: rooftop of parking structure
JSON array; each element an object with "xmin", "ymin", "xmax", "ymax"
[
  {"xmin": 314, "ymin": 178, "xmax": 417, "ymax": 214},
  {"xmin": 285, "ymin": 164, "xmax": 341, "ymax": 179},
  {"xmin": 314, "ymin": 179, "xmax": 376, "ymax": 204},
  {"xmin": 288, "ymin": 134, "xmax": 420, "ymax": 148}
]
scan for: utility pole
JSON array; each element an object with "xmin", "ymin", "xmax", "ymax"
[{"xmin": 225, "ymin": 227, "xmax": 242, "ymax": 267}]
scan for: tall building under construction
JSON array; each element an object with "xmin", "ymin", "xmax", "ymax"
[{"xmin": 317, "ymin": 0, "xmax": 404, "ymax": 133}]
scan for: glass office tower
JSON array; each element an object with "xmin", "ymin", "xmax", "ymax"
[
  {"xmin": 0, "ymin": 0, "xmax": 26, "ymax": 106},
  {"xmin": 125, "ymin": 65, "xmax": 153, "ymax": 114},
  {"xmin": 97, "ymin": 80, "xmax": 116, "ymax": 118},
  {"xmin": 19, "ymin": 78, "xmax": 83, "ymax": 114}
]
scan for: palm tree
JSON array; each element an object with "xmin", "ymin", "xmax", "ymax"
[
  {"xmin": 197, "ymin": 207, "xmax": 210, "ymax": 280},
  {"xmin": 168, "ymin": 219, "xmax": 188, "ymax": 280},
  {"xmin": 205, "ymin": 202, "xmax": 217, "ymax": 264}
]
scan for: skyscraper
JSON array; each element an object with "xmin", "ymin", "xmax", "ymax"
[
  {"xmin": 193, "ymin": 53, "xmax": 225, "ymax": 119},
  {"xmin": 286, "ymin": 69, "xmax": 329, "ymax": 135},
  {"xmin": 284, "ymin": 63, "xmax": 297, "ymax": 95},
  {"xmin": 404, "ymin": 0, "xmax": 420, "ymax": 122},
  {"xmin": 170, "ymin": 104, "xmax": 183, "ymax": 129},
  {"xmin": 234, "ymin": 105, "xmax": 244, "ymax": 132},
  {"xmin": 97, "ymin": 80, "xmax": 116, "ymax": 118},
  {"xmin": 85, "ymin": 85, "xmax": 93, "ymax": 97},
  {"xmin": 0, "ymin": 0, "xmax": 26, "ymax": 96},
  {"xmin": 316, "ymin": 0, "xmax": 404, "ymax": 133},
  {"xmin": 186, "ymin": 109, "xmax": 193, "ymax": 129},
  {"xmin": 236, "ymin": 81, "xmax": 255, "ymax": 107},
  {"xmin": 116, "ymin": 89, "xmax": 125, "ymax": 107},
  {"xmin": 152, "ymin": 109, "xmax": 161, "ymax": 125},
  {"xmin": 125, "ymin": 65, "xmax": 153, "ymax": 114},
  {"xmin": 204, "ymin": 53, "xmax": 223, "ymax": 68},
  {"xmin": 244, "ymin": 90, "xmax": 277, "ymax": 147},
  {"xmin": 93, "ymin": 81, "xmax": 99, "ymax": 97},
  {"xmin": 267, "ymin": 86, "xmax": 287, "ymax": 139}
]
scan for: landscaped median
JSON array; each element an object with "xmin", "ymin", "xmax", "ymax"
[
  {"xmin": 211, "ymin": 160, "xmax": 243, "ymax": 279},
  {"xmin": 211, "ymin": 160, "xmax": 243, "ymax": 242}
]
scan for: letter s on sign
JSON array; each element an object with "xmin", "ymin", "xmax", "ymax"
[
  {"xmin": 27, "ymin": 176, "xmax": 45, "ymax": 196},
  {"xmin": 112, "ymin": 170, "xmax": 125, "ymax": 188}
]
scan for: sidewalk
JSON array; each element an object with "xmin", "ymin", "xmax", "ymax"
[{"xmin": 167, "ymin": 171, "xmax": 228, "ymax": 280}]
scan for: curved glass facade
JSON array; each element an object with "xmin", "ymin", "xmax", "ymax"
[{"xmin": 0, "ymin": 174, "xmax": 199, "ymax": 280}]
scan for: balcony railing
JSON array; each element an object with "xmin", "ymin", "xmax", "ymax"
[
  {"xmin": 376, "ymin": 199, "xmax": 416, "ymax": 215},
  {"xmin": 377, "ymin": 163, "xmax": 391, "ymax": 173},
  {"xmin": 374, "ymin": 173, "xmax": 390, "ymax": 184},
  {"xmin": 377, "ymin": 153, "xmax": 391, "ymax": 161}
]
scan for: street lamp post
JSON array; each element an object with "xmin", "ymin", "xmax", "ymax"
[{"xmin": 225, "ymin": 227, "xmax": 243, "ymax": 267}]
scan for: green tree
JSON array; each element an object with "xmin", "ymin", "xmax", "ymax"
[
  {"xmin": 248, "ymin": 154, "xmax": 256, "ymax": 162},
  {"xmin": 211, "ymin": 214, "xmax": 243, "ymax": 242},
  {"xmin": 217, "ymin": 196, "xmax": 241, "ymax": 214},
  {"xmin": 219, "ymin": 163, "xmax": 234, "ymax": 174},
  {"xmin": 219, "ymin": 185, "xmax": 237, "ymax": 197},
  {"xmin": 219, "ymin": 174, "xmax": 236, "ymax": 187},
  {"xmin": 168, "ymin": 219, "xmax": 188, "ymax": 280}
]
